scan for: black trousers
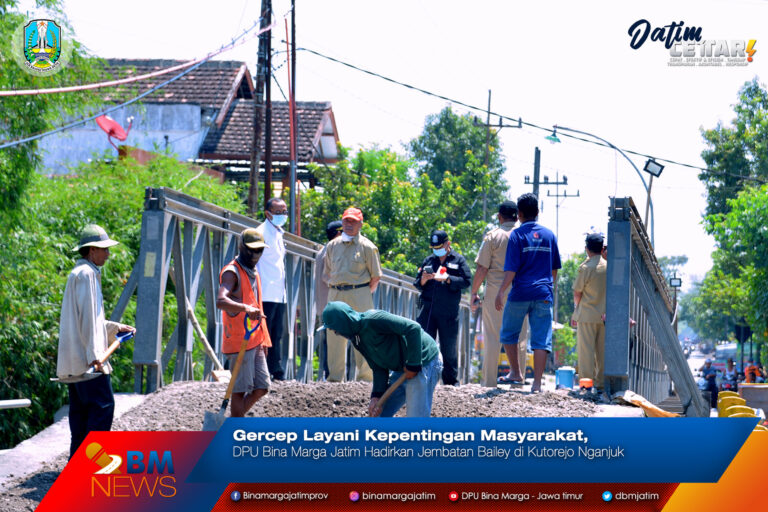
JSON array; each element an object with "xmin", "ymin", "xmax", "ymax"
[
  {"xmin": 417, "ymin": 304, "xmax": 459, "ymax": 385},
  {"xmin": 263, "ymin": 301, "xmax": 287, "ymax": 380},
  {"xmin": 67, "ymin": 374, "xmax": 114, "ymax": 459}
]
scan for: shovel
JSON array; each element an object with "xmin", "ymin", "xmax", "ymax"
[
  {"xmin": 186, "ymin": 300, "xmax": 230, "ymax": 383},
  {"xmin": 371, "ymin": 373, "xmax": 408, "ymax": 416},
  {"xmin": 51, "ymin": 331, "xmax": 134, "ymax": 383},
  {"xmin": 202, "ymin": 316, "xmax": 261, "ymax": 431}
]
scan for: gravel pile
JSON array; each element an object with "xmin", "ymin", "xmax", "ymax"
[{"xmin": 1, "ymin": 380, "xmax": 599, "ymax": 511}]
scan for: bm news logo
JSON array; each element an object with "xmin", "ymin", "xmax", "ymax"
[
  {"xmin": 627, "ymin": 19, "xmax": 756, "ymax": 67},
  {"xmin": 86, "ymin": 442, "xmax": 177, "ymax": 498}
]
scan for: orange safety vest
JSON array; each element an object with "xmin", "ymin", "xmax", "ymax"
[
  {"xmin": 219, "ymin": 259, "xmax": 271, "ymax": 354},
  {"xmin": 745, "ymin": 365, "xmax": 760, "ymax": 383}
]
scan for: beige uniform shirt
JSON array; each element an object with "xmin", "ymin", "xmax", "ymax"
[
  {"xmin": 475, "ymin": 221, "xmax": 517, "ymax": 290},
  {"xmin": 573, "ymin": 254, "xmax": 607, "ymax": 323},
  {"xmin": 323, "ymin": 233, "xmax": 383, "ymax": 287}
]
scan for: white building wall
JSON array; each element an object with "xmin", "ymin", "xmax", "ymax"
[{"xmin": 39, "ymin": 103, "xmax": 209, "ymax": 174}]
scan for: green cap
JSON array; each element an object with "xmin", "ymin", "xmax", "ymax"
[
  {"xmin": 241, "ymin": 228, "xmax": 269, "ymax": 250},
  {"xmin": 74, "ymin": 224, "xmax": 119, "ymax": 251}
]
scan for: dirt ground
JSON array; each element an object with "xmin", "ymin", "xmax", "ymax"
[{"xmin": 0, "ymin": 380, "xmax": 605, "ymax": 511}]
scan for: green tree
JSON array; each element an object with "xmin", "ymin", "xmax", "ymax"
[
  {"xmin": 302, "ymin": 145, "xmax": 487, "ymax": 275},
  {"xmin": 699, "ymin": 78, "xmax": 768, "ymax": 220},
  {"xmin": 707, "ymin": 184, "xmax": 768, "ymax": 341},
  {"xmin": 556, "ymin": 253, "xmax": 582, "ymax": 324},
  {"xmin": 0, "ymin": 0, "xmax": 103, "ymax": 220},
  {"xmin": 657, "ymin": 255, "xmax": 688, "ymax": 282},
  {"xmin": 691, "ymin": 78, "xmax": 768, "ymax": 350},
  {"xmin": 0, "ymin": 153, "xmax": 244, "ymax": 448},
  {"xmin": 408, "ymin": 107, "xmax": 507, "ymax": 222}
]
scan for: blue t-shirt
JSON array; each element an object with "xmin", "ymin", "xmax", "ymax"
[{"xmin": 504, "ymin": 221, "xmax": 562, "ymax": 302}]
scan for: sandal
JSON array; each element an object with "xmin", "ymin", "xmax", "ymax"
[{"xmin": 497, "ymin": 375, "xmax": 525, "ymax": 386}]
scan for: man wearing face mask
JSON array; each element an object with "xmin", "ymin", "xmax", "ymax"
[
  {"xmin": 414, "ymin": 229, "xmax": 472, "ymax": 386},
  {"xmin": 323, "ymin": 207, "xmax": 382, "ymax": 382},
  {"xmin": 255, "ymin": 197, "xmax": 288, "ymax": 380},
  {"xmin": 216, "ymin": 228, "xmax": 271, "ymax": 417}
]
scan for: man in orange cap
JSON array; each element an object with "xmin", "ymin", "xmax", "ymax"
[{"xmin": 322, "ymin": 207, "xmax": 382, "ymax": 382}]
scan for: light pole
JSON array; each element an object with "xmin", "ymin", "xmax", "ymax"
[
  {"xmin": 554, "ymin": 125, "xmax": 655, "ymax": 246},
  {"xmin": 669, "ymin": 274, "xmax": 682, "ymax": 335},
  {"xmin": 642, "ymin": 159, "xmax": 664, "ymax": 230}
]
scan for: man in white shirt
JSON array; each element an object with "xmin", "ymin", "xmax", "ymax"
[
  {"xmin": 256, "ymin": 198, "xmax": 289, "ymax": 380},
  {"xmin": 57, "ymin": 224, "xmax": 135, "ymax": 458}
]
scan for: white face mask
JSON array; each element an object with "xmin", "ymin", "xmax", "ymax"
[
  {"xmin": 270, "ymin": 214, "xmax": 288, "ymax": 227},
  {"xmin": 341, "ymin": 232, "xmax": 355, "ymax": 242}
]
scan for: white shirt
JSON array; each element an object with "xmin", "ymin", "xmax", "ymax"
[
  {"xmin": 256, "ymin": 219, "xmax": 287, "ymax": 303},
  {"xmin": 56, "ymin": 259, "xmax": 122, "ymax": 381}
]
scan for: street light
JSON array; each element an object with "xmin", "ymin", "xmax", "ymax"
[
  {"xmin": 553, "ymin": 125, "xmax": 655, "ymax": 246},
  {"xmin": 669, "ymin": 274, "xmax": 682, "ymax": 334},
  {"xmin": 643, "ymin": 159, "xmax": 664, "ymax": 230}
]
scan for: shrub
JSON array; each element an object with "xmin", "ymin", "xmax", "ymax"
[{"xmin": 0, "ymin": 152, "xmax": 244, "ymax": 448}]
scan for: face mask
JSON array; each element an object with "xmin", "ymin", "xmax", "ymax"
[
  {"xmin": 341, "ymin": 232, "xmax": 355, "ymax": 242},
  {"xmin": 270, "ymin": 214, "xmax": 288, "ymax": 227},
  {"xmin": 433, "ymin": 248, "xmax": 447, "ymax": 257}
]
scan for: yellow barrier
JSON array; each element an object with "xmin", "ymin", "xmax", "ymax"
[
  {"xmin": 718, "ymin": 396, "xmax": 747, "ymax": 416},
  {"xmin": 723, "ymin": 405, "xmax": 756, "ymax": 417}
]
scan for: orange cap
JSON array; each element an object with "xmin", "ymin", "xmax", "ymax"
[{"xmin": 342, "ymin": 207, "xmax": 363, "ymax": 222}]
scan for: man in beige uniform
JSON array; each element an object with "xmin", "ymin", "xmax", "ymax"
[
  {"xmin": 470, "ymin": 201, "xmax": 530, "ymax": 387},
  {"xmin": 572, "ymin": 231, "xmax": 607, "ymax": 390},
  {"xmin": 323, "ymin": 207, "xmax": 382, "ymax": 382}
]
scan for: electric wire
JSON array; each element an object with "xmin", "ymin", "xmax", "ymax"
[
  {"xmin": 0, "ymin": 19, "xmax": 275, "ymax": 150},
  {"xmin": 298, "ymin": 46, "xmax": 767, "ymax": 186}
]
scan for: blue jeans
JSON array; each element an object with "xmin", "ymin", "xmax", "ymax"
[
  {"xmin": 500, "ymin": 300, "xmax": 553, "ymax": 352},
  {"xmin": 380, "ymin": 355, "xmax": 443, "ymax": 417}
]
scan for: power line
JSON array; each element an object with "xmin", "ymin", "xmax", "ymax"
[
  {"xmin": 0, "ymin": 19, "xmax": 275, "ymax": 150},
  {"xmin": 298, "ymin": 46, "xmax": 767, "ymax": 185}
]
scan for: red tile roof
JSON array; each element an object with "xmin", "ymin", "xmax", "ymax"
[
  {"xmin": 200, "ymin": 99, "xmax": 337, "ymax": 163},
  {"xmin": 102, "ymin": 59, "xmax": 252, "ymax": 110}
]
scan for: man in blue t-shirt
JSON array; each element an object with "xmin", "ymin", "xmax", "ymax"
[{"xmin": 494, "ymin": 193, "xmax": 561, "ymax": 393}]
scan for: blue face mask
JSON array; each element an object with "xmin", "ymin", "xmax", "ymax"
[
  {"xmin": 433, "ymin": 248, "xmax": 447, "ymax": 257},
  {"xmin": 270, "ymin": 214, "xmax": 288, "ymax": 227}
]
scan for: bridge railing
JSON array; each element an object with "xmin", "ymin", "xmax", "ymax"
[
  {"xmin": 110, "ymin": 187, "xmax": 473, "ymax": 393},
  {"xmin": 605, "ymin": 197, "xmax": 707, "ymax": 416}
]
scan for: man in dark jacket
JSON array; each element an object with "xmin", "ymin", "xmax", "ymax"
[
  {"xmin": 414, "ymin": 229, "xmax": 472, "ymax": 386},
  {"xmin": 322, "ymin": 302, "xmax": 442, "ymax": 417}
]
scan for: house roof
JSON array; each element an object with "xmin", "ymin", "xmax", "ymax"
[
  {"xmin": 199, "ymin": 99, "xmax": 339, "ymax": 163},
  {"xmin": 102, "ymin": 59, "xmax": 253, "ymax": 114}
]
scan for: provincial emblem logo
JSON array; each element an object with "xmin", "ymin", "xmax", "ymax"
[{"xmin": 23, "ymin": 19, "xmax": 62, "ymax": 74}]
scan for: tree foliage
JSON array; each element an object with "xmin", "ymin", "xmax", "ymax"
[
  {"xmin": 555, "ymin": 253, "xmax": 582, "ymax": 324},
  {"xmin": 0, "ymin": 153, "xmax": 244, "ymax": 449},
  {"xmin": 691, "ymin": 77, "xmax": 768, "ymax": 351},
  {"xmin": 302, "ymin": 145, "xmax": 487, "ymax": 276},
  {"xmin": 0, "ymin": 0, "xmax": 104, "ymax": 220},
  {"xmin": 706, "ymin": 184, "xmax": 768, "ymax": 339},
  {"xmin": 699, "ymin": 77, "xmax": 768, "ymax": 220},
  {"xmin": 408, "ymin": 106, "xmax": 508, "ymax": 222},
  {"xmin": 657, "ymin": 255, "xmax": 688, "ymax": 282}
]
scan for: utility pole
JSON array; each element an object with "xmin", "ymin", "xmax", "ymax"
[
  {"xmin": 263, "ymin": 3, "xmax": 273, "ymax": 211},
  {"xmin": 546, "ymin": 172, "xmax": 579, "ymax": 324},
  {"xmin": 482, "ymin": 90, "xmax": 491, "ymax": 222},
  {"xmin": 289, "ymin": 0, "xmax": 298, "ymax": 235},
  {"xmin": 474, "ymin": 110, "xmax": 521, "ymax": 221},
  {"xmin": 248, "ymin": 0, "xmax": 272, "ymax": 215},
  {"xmin": 525, "ymin": 162, "xmax": 576, "ymax": 324},
  {"xmin": 546, "ymin": 172, "xmax": 580, "ymax": 242}
]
